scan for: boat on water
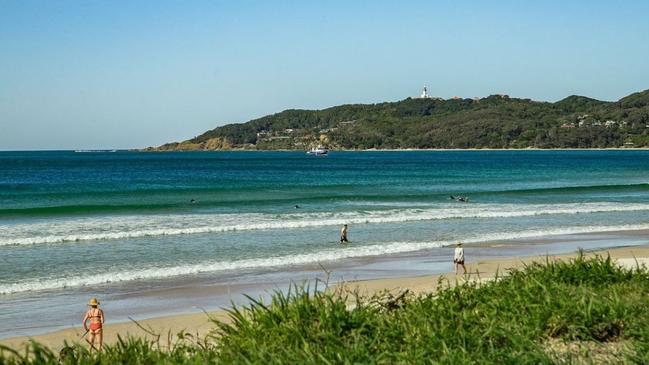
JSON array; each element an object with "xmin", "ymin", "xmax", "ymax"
[
  {"xmin": 74, "ymin": 149, "xmax": 117, "ymax": 153},
  {"xmin": 306, "ymin": 146, "xmax": 328, "ymax": 156}
]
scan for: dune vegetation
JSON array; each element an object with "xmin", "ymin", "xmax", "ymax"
[{"xmin": 2, "ymin": 254, "xmax": 649, "ymax": 364}]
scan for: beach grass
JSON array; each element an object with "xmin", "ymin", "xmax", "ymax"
[{"xmin": 2, "ymin": 253, "xmax": 649, "ymax": 364}]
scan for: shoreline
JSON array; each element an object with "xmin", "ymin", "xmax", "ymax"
[
  {"xmin": 3, "ymin": 148, "xmax": 649, "ymax": 153},
  {"xmin": 136, "ymin": 147, "xmax": 649, "ymax": 152},
  {"xmin": 5, "ymin": 224, "xmax": 649, "ymax": 340},
  {"xmin": 3, "ymin": 240, "xmax": 649, "ymax": 352},
  {"xmin": 2, "ymin": 227, "xmax": 648, "ymax": 339}
]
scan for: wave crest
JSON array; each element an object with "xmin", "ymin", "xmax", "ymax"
[{"xmin": 2, "ymin": 202, "xmax": 649, "ymax": 246}]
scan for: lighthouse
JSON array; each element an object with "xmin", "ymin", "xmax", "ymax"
[{"xmin": 420, "ymin": 86, "xmax": 430, "ymax": 99}]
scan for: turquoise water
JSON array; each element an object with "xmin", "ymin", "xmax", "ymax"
[{"xmin": 2, "ymin": 150, "xmax": 649, "ymax": 337}]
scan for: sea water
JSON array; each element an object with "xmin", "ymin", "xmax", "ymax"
[{"xmin": 2, "ymin": 150, "xmax": 649, "ymax": 337}]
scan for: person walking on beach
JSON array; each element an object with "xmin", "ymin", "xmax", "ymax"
[
  {"xmin": 454, "ymin": 243, "xmax": 467, "ymax": 275},
  {"xmin": 340, "ymin": 224, "xmax": 349, "ymax": 244},
  {"xmin": 82, "ymin": 297, "xmax": 104, "ymax": 351}
]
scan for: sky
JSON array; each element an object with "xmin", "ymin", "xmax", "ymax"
[{"xmin": 1, "ymin": 0, "xmax": 648, "ymax": 150}]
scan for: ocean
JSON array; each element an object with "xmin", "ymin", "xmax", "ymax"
[{"xmin": 2, "ymin": 150, "xmax": 649, "ymax": 338}]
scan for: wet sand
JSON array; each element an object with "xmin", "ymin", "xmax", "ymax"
[{"xmin": 3, "ymin": 241, "xmax": 649, "ymax": 352}]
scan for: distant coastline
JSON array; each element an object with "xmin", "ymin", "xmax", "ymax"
[
  {"xmin": 138, "ymin": 147, "xmax": 649, "ymax": 152},
  {"xmin": 144, "ymin": 88, "xmax": 649, "ymax": 151}
]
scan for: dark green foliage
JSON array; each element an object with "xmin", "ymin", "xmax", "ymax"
[
  {"xmin": 182, "ymin": 90, "xmax": 649, "ymax": 150},
  {"xmin": 3, "ymin": 254, "xmax": 649, "ymax": 364}
]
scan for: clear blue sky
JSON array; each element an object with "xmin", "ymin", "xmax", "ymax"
[{"xmin": 1, "ymin": 0, "xmax": 648, "ymax": 150}]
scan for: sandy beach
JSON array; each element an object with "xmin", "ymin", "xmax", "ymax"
[{"xmin": 3, "ymin": 242, "xmax": 649, "ymax": 352}]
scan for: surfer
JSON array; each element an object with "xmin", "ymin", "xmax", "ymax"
[
  {"xmin": 450, "ymin": 195, "xmax": 469, "ymax": 202},
  {"xmin": 340, "ymin": 224, "xmax": 349, "ymax": 244},
  {"xmin": 82, "ymin": 297, "xmax": 104, "ymax": 351}
]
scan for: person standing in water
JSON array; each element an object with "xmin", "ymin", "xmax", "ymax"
[
  {"xmin": 340, "ymin": 224, "xmax": 349, "ymax": 244},
  {"xmin": 82, "ymin": 297, "xmax": 104, "ymax": 351},
  {"xmin": 454, "ymin": 243, "xmax": 467, "ymax": 275}
]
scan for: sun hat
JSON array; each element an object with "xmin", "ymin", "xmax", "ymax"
[{"xmin": 87, "ymin": 297, "xmax": 100, "ymax": 306}]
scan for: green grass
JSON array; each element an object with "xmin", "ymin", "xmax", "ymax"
[{"xmin": 3, "ymin": 253, "xmax": 649, "ymax": 364}]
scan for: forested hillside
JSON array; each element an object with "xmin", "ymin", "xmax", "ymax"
[{"xmin": 148, "ymin": 89, "xmax": 649, "ymax": 150}]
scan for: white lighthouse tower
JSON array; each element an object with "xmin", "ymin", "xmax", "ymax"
[{"xmin": 420, "ymin": 86, "xmax": 430, "ymax": 99}]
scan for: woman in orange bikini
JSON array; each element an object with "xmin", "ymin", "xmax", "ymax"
[{"xmin": 82, "ymin": 297, "xmax": 104, "ymax": 351}]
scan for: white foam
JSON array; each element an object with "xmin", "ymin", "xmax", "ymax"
[
  {"xmin": 0, "ymin": 240, "xmax": 445, "ymax": 294},
  {"xmin": 3, "ymin": 222, "xmax": 649, "ymax": 295},
  {"xmin": 2, "ymin": 202, "xmax": 649, "ymax": 246}
]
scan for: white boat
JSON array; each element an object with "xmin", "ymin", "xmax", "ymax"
[
  {"xmin": 74, "ymin": 149, "xmax": 117, "ymax": 153},
  {"xmin": 306, "ymin": 146, "xmax": 328, "ymax": 156}
]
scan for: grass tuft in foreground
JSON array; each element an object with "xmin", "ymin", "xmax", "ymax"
[{"xmin": 2, "ymin": 253, "xmax": 649, "ymax": 364}]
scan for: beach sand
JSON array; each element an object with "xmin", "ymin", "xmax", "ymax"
[{"xmin": 3, "ymin": 243, "xmax": 649, "ymax": 352}]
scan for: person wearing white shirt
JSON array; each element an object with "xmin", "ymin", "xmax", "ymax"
[{"xmin": 454, "ymin": 242, "xmax": 467, "ymax": 275}]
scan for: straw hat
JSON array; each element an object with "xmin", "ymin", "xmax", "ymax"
[{"xmin": 87, "ymin": 297, "xmax": 100, "ymax": 306}]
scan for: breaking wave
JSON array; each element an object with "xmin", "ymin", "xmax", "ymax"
[
  {"xmin": 4, "ymin": 222, "xmax": 649, "ymax": 294},
  {"xmin": 2, "ymin": 202, "xmax": 649, "ymax": 247}
]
